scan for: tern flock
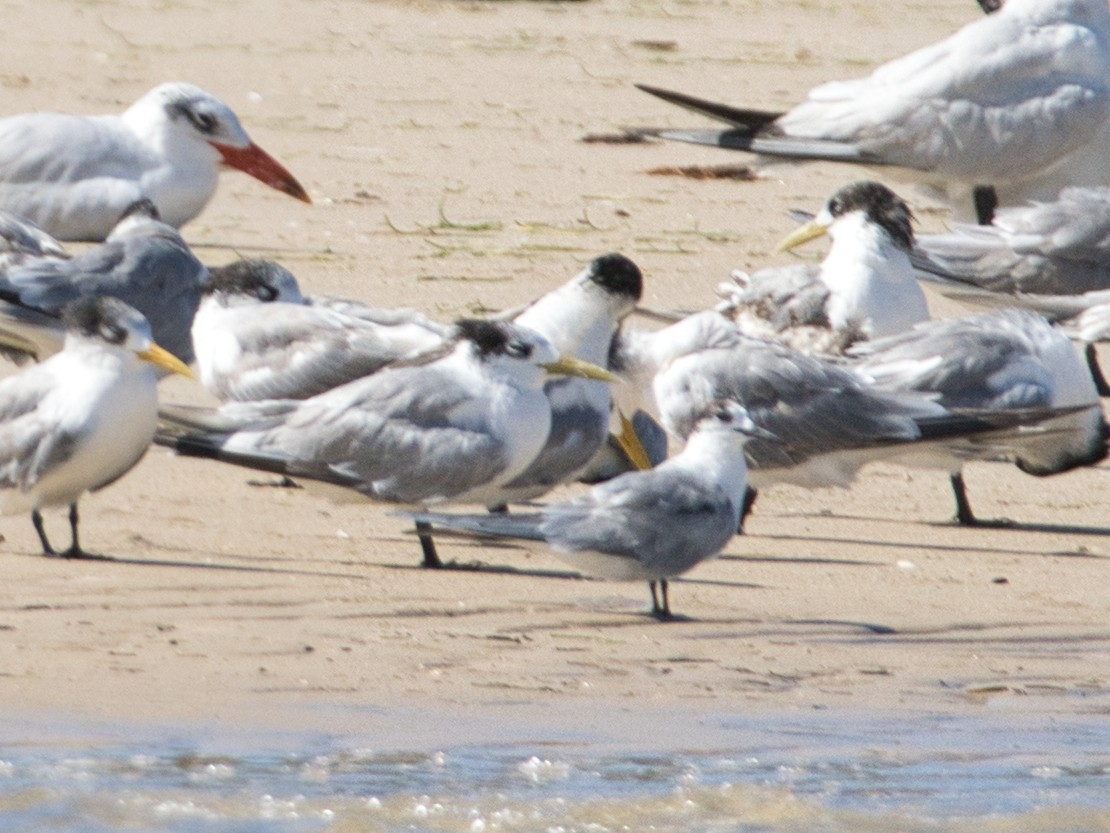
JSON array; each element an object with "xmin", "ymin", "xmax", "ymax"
[{"xmin": 1, "ymin": 0, "xmax": 1109, "ymax": 618}]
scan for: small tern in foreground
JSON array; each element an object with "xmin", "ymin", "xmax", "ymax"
[
  {"xmin": 0, "ymin": 82, "xmax": 310, "ymax": 241},
  {"xmin": 636, "ymin": 0, "xmax": 1110, "ymax": 221},
  {"xmin": 410, "ymin": 402, "xmax": 771, "ymax": 619},
  {"xmin": 0, "ymin": 296, "xmax": 193, "ymax": 557}
]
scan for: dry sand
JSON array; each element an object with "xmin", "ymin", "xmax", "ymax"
[{"xmin": 0, "ymin": 0, "xmax": 1107, "ymax": 747}]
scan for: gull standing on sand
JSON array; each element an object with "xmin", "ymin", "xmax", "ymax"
[
  {"xmin": 157, "ymin": 319, "xmax": 615, "ymax": 567},
  {"xmin": 411, "ymin": 402, "xmax": 771, "ymax": 619},
  {"xmin": 719, "ymin": 181, "xmax": 929, "ymax": 354},
  {"xmin": 0, "ymin": 296, "xmax": 194, "ymax": 558},
  {"xmin": 0, "ymin": 82, "xmax": 310, "ymax": 241},
  {"xmin": 636, "ymin": 0, "xmax": 1110, "ymax": 221},
  {"xmin": 0, "ymin": 200, "xmax": 208, "ymax": 364}
]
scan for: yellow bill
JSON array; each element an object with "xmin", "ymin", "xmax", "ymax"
[
  {"xmin": 776, "ymin": 219, "xmax": 830, "ymax": 253},
  {"xmin": 138, "ymin": 343, "xmax": 196, "ymax": 379},
  {"xmin": 541, "ymin": 355, "xmax": 618, "ymax": 383},
  {"xmin": 616, "ymin": 410, "xmax": 654, "ymax": 471}
]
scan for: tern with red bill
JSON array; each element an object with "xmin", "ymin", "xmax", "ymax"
[{"xmin": 0, "ymin": 82, "xmax": 310, "ymax": 241}]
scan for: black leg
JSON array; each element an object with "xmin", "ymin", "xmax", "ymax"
[
  {"xmin": 31, "ymin": 509, "xmax": 56, "ymax": 556},
  {"xmin": 972, "ymin": 185, "xmax": 997, "ymax": 226},
  {"xmin": 738, "ymin": 486, "xmax": 758, "ymax": 533},
  {"xmin": 415, "ymin": 520, "xmax": 443, "ymax": 569},
  {"xmin": 950, "ymin": 472, "xmax": 977, "ymax": 525},
  {"xmin": 649, "ymin": 579, "xmax": 673, "ymax": 620},
  {"xmin": 1084, "ymin": 343, "xmax": 1110, "ymax": 397}
]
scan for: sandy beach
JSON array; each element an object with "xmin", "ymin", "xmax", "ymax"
[{"xmin": 0, "ymin": 0, "xmax": 1107, "ymax": 749}]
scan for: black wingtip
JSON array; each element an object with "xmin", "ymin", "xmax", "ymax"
[{"xmin": 635, "ymin": 83, "xmax": 782, "ymax": 131}]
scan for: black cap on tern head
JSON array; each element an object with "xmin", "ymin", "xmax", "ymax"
[
  {"xmin": 825, "ymin": 181, "xmax": 915, "ymax": 251},
  {"xmin": 203, "ymin": 259, "xmax": 281, "ymax": 302},
  {"xmin": 585, "ymin": 252, "xmax": 643, "ymax": 302},
  {"xmin": 453, "ymin": 319, "xmax": 536, "ymax": 360},
  {"xmin": 61, "ymin": 296, "xmax": 145, "ymax": 346}
]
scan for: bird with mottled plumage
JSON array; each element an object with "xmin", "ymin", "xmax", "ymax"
[{"xmin": 719, "ymin": 181, "xmax": 928, "ymax": 355}]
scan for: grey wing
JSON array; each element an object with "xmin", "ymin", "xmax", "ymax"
[
  {"xmin": 656, "ymin": 340, "xmax": 937, "ymax": 468},
  {"xmin": 850, "ymin": 310, "xmax": 1055, "ymax": 409},
  {"xmin": 501, "ymin": 377, "xmax": 610, "ymax": 493},
  {"xmin": 0, "ymin": 210, "xmax": 68, "ymax": 269},
  {"xmin": 243, "ymin": 368, "xmax": 512, "ymax": 503},
  {"xmin": 541, "ymin": 468, "xmax": 736, "ymax": 575},
  {"xmin": 0, "ymin": 370, "xmax": 76, "ymax": 492},
  {"xmin": 915, "ymin": 189, "xmax": 1110, "ymax": 295},
  {"xmin": 214, "ymin": 308, "xmax": 420, "ymax": 401}
]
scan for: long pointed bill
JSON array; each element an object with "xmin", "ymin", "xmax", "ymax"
[
  {"xmin": 540, "ymin": 355, "xmax": 618, "ymax": 382},
  {"xmin": 139, "ymin": 343, "xmax": 196, "ymax": 379},
  {"xmin": 214, "ymin": 141, "xmax": 312, "ymax": 203},
  {"xmin": 776, "ymin": 219, "xmax": 829, "ymax": 253},
  {"xmin": 616, "ymin": 410, "xmax": 654, "ymax": 471}
]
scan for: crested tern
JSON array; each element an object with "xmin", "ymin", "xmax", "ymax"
[
  {"xmin": 157, "ymin": 319, "xmax": 615, "ymax": 567},
  {"xmin": 0, "ymin": 295, "xmax": 193, "ymax": 557},
  {"xmin": 191, "ymin": 259, "xmax": 447, "ymax": 402},
  {"xmin": 850, "ymin": 307, "xmax": 1108, "ymax": 524},
  {"xmin": 720, "ymin": 181, "xmax": 929, "ymax": 354},
  {"xmin": 636, "ymin": 0, "xmax": 1110, "ymax": 221}
]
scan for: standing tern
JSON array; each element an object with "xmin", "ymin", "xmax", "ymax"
[
  {"xmin": 156, "ymin": 319, "xmax": 615, "ymax": 567},
  {"xmin": 850, "ymin": 308, "xmax": 1108, "ymax": 524},
  {"xmin": 611, "ymin": 310, "xmax": 1097, "ymax": 525},
  {"xmin": 0, "ymin": 199, "xmax": 208, "ymax": 365},
  {"xmin": 0, "ymin": 82, "xmax": 310, "ymax": 241},
  {"xmin": 0, "ymin": 296, "xmax": 193, "ymax": 558},
  {"xmin": 410, "ymin": 402, "xmax": 771, "ymax": 619},
  {"xmin": 191, "ymin": 259, "xmax": 447, "ymax": 402},
  {"xmin": 636, "ymin": 0, "xmax": 1110, "ymax": 221},
  {"xmin": 719, "ymin": 181, "xmax": 929, "ymax": 354}
]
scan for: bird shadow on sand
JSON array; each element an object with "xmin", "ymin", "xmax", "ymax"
[{"xmin": 764, "ymin": 509, "xmax": 1110, "ymax": 540}]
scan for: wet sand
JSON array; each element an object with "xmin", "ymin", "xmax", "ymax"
[{"xmin": 0, "ymin": 0, "xmax": 1107, "ymax": 747}]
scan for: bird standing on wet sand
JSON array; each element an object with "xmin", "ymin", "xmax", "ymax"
[
  {"xmin": 0, "ymin": 82, "xmax": 310, "ymax": 241},
  {"xmin": 636, "ymin": 0, "xmax": 1110, "ymax": 222},
  {"xmin": 411, "ymin": 402, "xmax": 772, "ymax": 619},
  {"xmin": 0, "ymin": 296, "xmax": 194, "ymax": 558}
]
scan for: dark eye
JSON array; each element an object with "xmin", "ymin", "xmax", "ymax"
[
  {"xmin": 187, "ymin": 109, "xmax": 219, "ymax": 134},
  {"xmin": 827, "ymin": 197, "xmax": 844, "ymax": 217},
  {"xmin": 505, "ymin": 339, "xmax": 533, "ymax": 359},
  {"xmin": 256, "ymin": 284, "xmax": 279, "ymax": 302},
  {"xmin": 98, "ymin": 322, "xmax": 127, "ymax": 345}
]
